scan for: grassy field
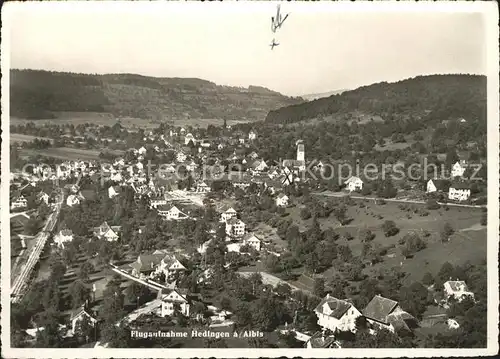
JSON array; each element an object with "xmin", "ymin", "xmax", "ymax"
[
  {"xmin": 20, "ymin": 147, "xmax": 125, "ymax": 161},
  {"xmin": 11, "ymin": 112, "xmax": 251, "ymax": 130},
  {"xmin": 10, "ymin": 133, "xmax": 54, "ymax": 144},
  {"xmin": 11, "ymin": 113, "xmax": 161, "ymax": 130},
  {"xmin": 287, "ymin": 199, "xmax": 486, "ymax": 284}
]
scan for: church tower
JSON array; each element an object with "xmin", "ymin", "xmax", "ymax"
[{"xmin": 296, "ymin": 140, "xmax": 305, "ymax": 162}]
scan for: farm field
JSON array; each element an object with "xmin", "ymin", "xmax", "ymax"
[
  {"xmin": 11, "ymin": 113, "xmax": 161, "ymax": 130},
  {"xmin": 286, "ymin": 199, "xmax": 486, "ymax": 284},
  {"xmin": 20, "ymin": 147, "xmax": 125, "ymax": 161},
  {"xmin": 11, "ymin": 113, "xmax": 253, "ymax": 130},
  {"xmin": 10, "ymin": 133, "xmax": 54, "ymax": 143}
]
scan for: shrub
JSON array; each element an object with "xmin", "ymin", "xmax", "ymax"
[
  {"xmin": 381, "ymin": 220, "xmax": 399, "ymax": 237},
  {"xmin": 426, "ymin": 199, "xmax": 441, "ymax": 210}
]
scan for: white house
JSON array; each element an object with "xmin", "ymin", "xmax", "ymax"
[
  {"xmin": 37, "ymin": 191, "xmax": 50, "ymax": 205},
  {"xmin": 220, "ymin": 206, "xmax": 237, "ymax": 222},
  {"xmin": 154, "ymin": 252, "xmax": 187, "ymax": 280},
  {"xmin": 225, "ymin": 218, "xmax": 246, "ymax": 238},
  {"xmin": 448, "ymin": 183, "xmax": 471, "ymax": 201},
  {"xmin": 217, "ymin": 143, "xmax": 224, "ymax": 150},
  {"xmin": 138, "ymin": 146, "xmax": 147, "ymax": 155},
  {"xmin": 275, "ymin": 193, "xmax": 289, "ymax": 208},
  {"xmin": 157, "ymin": 205, "xmax": 189, "ymax": 221},
  {"xmin": 150, "ymin": 197, "xmax": 168, "ymax": 209},
  {"xmin": 70, "ymin": 306, "xmax": 97, "ymax": 335},
  {"xmin": 252, "ymin": 160, "xmax": 268, "ymax": 172},
  {"xmin": 66, "ymin": 194, "xmax": 81, "ymax": 207},
  {"xmin": 443, "ymin": 281, "xmax": 475, "ymax": 303},
  {"xmin": 426, "ymin": 179, "xmax": 448, "ymax": 193},
  {"xmin": 248, "ymin": 130, "xmax": 257, "ymax": 141},
  {"xmin": 54, "ymin": 229, "xmax": 74, "ymax": 248},
  {"xmin": 160, "ymin": 289, "xmax": 190, "ymax": 317},
  {"xmin": 362, "ymin": 295, "xmax": 416, "ymax": 333},
  {"xmin": 176, "ymin": 151, "xmax": 187, "ymax": 163},
  {"xmin": 93, "ymin": 221, "xmax": 120, "ymax": 242},
  {"xmin": 184, "ymin": 133, "xmax": 196, "ymax": 146},
  {"xmin": 242, "ymin": 233, "xmax": 261, "ymax": 252},
  {"xmin": 314, "ymin": 294, "xmax": 362, "ymax": 333},
  {"xmin": 108, "ymin": 185, "xmax": 121, "ymax": 199},
  {"xmin": 196, "ymin": 181, "xmax": 211, "ymax": 193},
  {"xmin": 344, "ymin": 176, "xmax": 363, "ymax": 192},
  {"xmin": 11, "ymin": 195, "xmax": 28, "ymax": 210},
  {"xmin": 451, "ymin": 161, "xmax": 467, "ymax": 178}
]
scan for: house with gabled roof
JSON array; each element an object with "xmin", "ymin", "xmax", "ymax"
[
  {"xmin": 344, "ymin": 176, "xmax": 363, "ymax": 192},
  {"xmin": 275, "ymin": 193, "xmax": 289, "ymax": 208},
  {"xmin": 157, "ymin": 205, "xmax": 189, "ymax": 221},
  {"xmin": 70, "ymin": 304, "xmax": 98, "ymax": 334},
  {"xmin": 225, "ymin": 217, "xmax": 246, "ymax": 238},
  {"xmin": 451, "ymin": 160, "xmax": 468, "ymax": 178},
  {"xmin": 154, "ymin": 251, "xmax": 187, "ymax": 281},
  {"xmin": 159, "ymin": 288, "xmax": 191, "ymax": 317},
  {"xmin": 448, "ymin": 182, "xmax": 471, "ymax": 201},
  {"xmin": 93, "ymin": 221, "xmax": 121, "ymax": 242},
  {"xmin": 248, "ymin": 129, "xmax": 257, "ymax": 141},
  {"xmin": 220, "ymin": 205, "xmax": 237, "ymax": 222},
  {"xmin": 305, "ymin": 331, "xmax": 340, "ymax": 349},
  {"xmin": 129, "ymin": 253, "xmax": 165, "ymax": 279},
  {"xmin": 314, "ymin": 294, "xmax": 362, "ymax": 333},
  {"xmin": 242, "ymin": 233, "xmax": 261, "ymax": 252},
  {"xmin": 11, "ymin": 194, "xmax": 28, "ymax": 210},
  {"xmin": 362, "ymin": 295, "xmax": 417, "ymax": 334},
  {"xmin": 443, "ymin": 280, "xmax": 475, "ymax": 303},
  {"xmin": 196, "ymin": 181, "xmax": 211, "ymax": 193},
  {"xmin": 54, "ymin": 229, "xmax": 74, "ymax": 249},
  {"xmin": 426, "ymin": 179, "xmax": 449, "ymax": 193},
  {"xmin": 108, "ymin": 185, "xmax": 122, "ymax": 199}
]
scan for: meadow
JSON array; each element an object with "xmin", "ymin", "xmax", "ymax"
[{"xmin": 20, "ymin": 147, "xmax": 125, "ymax": 161}]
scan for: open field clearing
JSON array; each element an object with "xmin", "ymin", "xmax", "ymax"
[
  {"xmin": 20, "ymin": 147, "xmax": 125, "ymax": 161},
  {"xmin": 11, "ymin": 113, "xmax": 161, "ymax": 130},
  {"xmin": 10, "ymin": 133, "xmax": 54, "ymax": 143}
]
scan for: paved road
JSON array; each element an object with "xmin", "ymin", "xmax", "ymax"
[
  {"xmin": 313, "ymin": 191, "xmax": 486, "ymax": 209},
  {"xmin": 120, "ymin": 299, "xmax": 162, "ymax": 325},
  {"xmin": 11, "ymin": 189, "xmax": 64, "ymax": 303},
  {"xmin": 109, "ymin": 265, "xmax": 168, "ymax": 292},
  {"xmin": 238, "ymin": 271, "xmax": 305, "ymax": 293}
]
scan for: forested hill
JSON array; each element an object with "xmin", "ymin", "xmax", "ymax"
[
  {"xmin": 265, "ymin": 74, "xmax": 487, "ymax": 125},
  {"xmin": 10, "ymin": 69, "xmax": 303, "ymax": 121}
]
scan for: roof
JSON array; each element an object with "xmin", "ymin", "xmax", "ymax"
[
  {"xmin": 345, "ymin": 176, "xmax": 363, "ymax": 184},
  {"xmin": 131, "ymin": 253, "xmax": 164, "ymax": 272},
  {"xmin": 243, "ymin": 233, "xmax": 260, "ymax": 243},
  {"xmin": 60, "ymin": 229, "xmax": 73, "ymax": 237},
  {"xmin": 70, "ymin": 306, "xmax": 96, "ymax": 321},
  {"xmin": 450, "ymin": 182, "xmax": 471, "ymax": 190},
  {"xmin": 314, "ymin": 296, "xmax": 352, "ymax": 319},
  {"xmin": 226, "ymin": 217, "xmax": 243, "ymax": 225},
  {"xmin": 277, "ymin": 193, "xmax": 288, "ymax": 199},
  {"xmin": 445, "ymin": 280, "xmax": 470, "ymax": 292},
  {"xmin": 362, "ymin": 295, "xmax": 399, "ymax": 324},
  {"xmin": 428, "ymin": 179, "xmax": 449, "ymax": 190},
  {"xmin": 307, "ymin": 332, "xmax": 337, "ymax": 348}
]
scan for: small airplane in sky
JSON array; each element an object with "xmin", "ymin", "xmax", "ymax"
[
  {"xmin": 271, "ymin": 4, "xmax": 289, "ymax": 33},
  {"xmin": 269, "ymin": 39, "xmax": 279, "ymax": 50}
]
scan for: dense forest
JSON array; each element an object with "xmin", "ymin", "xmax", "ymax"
[
  {"xmin": 10, "ymin": 69, "xmax": 302, "ymax": 121},
  {"xmin": 265, "ymin": 74, "xmax": 487, "ymax": 126}
]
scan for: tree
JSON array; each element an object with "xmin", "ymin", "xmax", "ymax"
[
  {"xmin": 125, "ymin": 282, "xmax": 152, "ymax": 306},
  {"xmin": 300, "ymin": 207, "xmax": 312, "ymax": 220},
  {"xmin": 440, "ymin": 222, "xmax": 454, "ymax": 242},
  {"xmin": 426, "ymin": 199, "xmax": 441, "ymax": 210},
  {"xmin": 68, "ymin": 280, "xmax": 91, "ymax": 308},
  {"xmin": 401, "ymin": 232, "xmax": 426, "ymax": 258},
  {"xmin": 480, "ymin": 213, "xmax": 487, "ymax": 226},
  {"xmin": 381, "ymin": 220, "xmax": 399, "ymax": 237},
  {"xmin": 74, "ymin": 315, "xmax": 95, "ymax": 344},
  {"xmin": 234, "ymin": 302, "xmax": 253, "ymax": 329},
  {"xmin": 422, "ymin": 272, "xmax": 434, "ymax": 286},
  {"xmin": 78, "ymin": 262, "xmax": 95, "ymax": 283},
  {"xmin": 24, "ymin": 217, "xmax": 41, "ymax": 235},
  {"xmin": 358, "ymin": 228, "xmax": 375, "ymax": 242},
  {"xmin": 313, "ymin": 277, "xmax": 326, "ymax": 297}
]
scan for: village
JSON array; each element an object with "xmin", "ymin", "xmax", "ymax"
[{"xmin": 9, "ymin": 121, "xmax": 487, "ymax": 349}]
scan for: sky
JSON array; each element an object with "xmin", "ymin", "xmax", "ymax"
[{"xmin": 5, "ymin": 1, "xmax": 488, "ymax": 96}]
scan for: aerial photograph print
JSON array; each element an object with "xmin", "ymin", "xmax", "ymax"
[{"xmin": 1, "ymin": 1, "xmax": 498, "ymax": 358}]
